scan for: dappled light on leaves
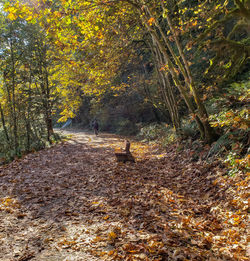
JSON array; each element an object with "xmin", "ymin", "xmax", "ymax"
[
  {"xmin": 0, "ymin": 131, "xmax": 249, "ymax": 260},
  {"xmin": 0, "ymin": 0, "xmax": 249, "ymax": 260}
]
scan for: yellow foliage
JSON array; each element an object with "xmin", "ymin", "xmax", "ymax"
[{"xmin": 108, "ymin": 231, "xmax": 117, "ymax": 241}]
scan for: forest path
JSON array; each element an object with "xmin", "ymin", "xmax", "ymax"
[
  {"xmin": 58, "ymin": 129, "xmax": 123, "ymax": 147},
  {"xmin": 0, "ymin": 130, "xmax": 247, "ymax": 260}
]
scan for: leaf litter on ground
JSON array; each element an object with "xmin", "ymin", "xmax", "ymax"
[{"xmin": 0, "ymin": 130, "xmax": 248, "ymax": 260}]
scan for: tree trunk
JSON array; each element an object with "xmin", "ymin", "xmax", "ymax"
[
  {"xmin": 25, "ymin": 68, "xmax": 33, "ymax": 151},
  {"xmin": 151, "ymin": 42, "xmax": 181, "ymax": 132},
  {"xmin": 37, "ymin": 43, "xmax": 54, "ymax": 144},
  {"xmin": 10, "ymin": 39, "xmax": 19, "ymax": 154},
  {"xmin": 162, "ymin": 6, "xmax": 218, "ymax": 142},
  {"xmin": 133, "ymin": 0, "xmax": 217, "ymax": 142},
  {"xmin": 0, "ymin": 104, "xmax": 10, "ymax": 143}
]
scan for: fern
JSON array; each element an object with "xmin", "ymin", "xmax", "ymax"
[{"xmin": 207, "ymin": 131, "xmax": 239, "ymax": 159}]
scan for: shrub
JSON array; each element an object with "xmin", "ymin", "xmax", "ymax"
[
  {"xmin": 116, "ymin": 118, "xmax": 138, "ymax": 136},
  {"xmin": 139, "ymin": 123, "xmax": 168, "ymax": 141},
  {"xmin": 181, "ymin": 119, "xmax": 199, "ymax": 140},
  {"xmin": 224, "ymin": 151, "xmax": 249, "ymax": 176},
  {"xmin": 138, "ymin": 123, "xmax": 178, "ymax": 146}
]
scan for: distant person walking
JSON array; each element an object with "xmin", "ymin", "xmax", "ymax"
[{"xmin": 92, "ymin": 119, "xmax": 99, "ymax": 136}]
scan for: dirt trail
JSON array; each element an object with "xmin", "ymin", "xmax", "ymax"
[
  {"xmin": 0, "ymin": 130, "xmax": 248, "ymax": 260},
  {"xmin": 58, "ymin": 129, "xmax": 122, "ymax": 146}
]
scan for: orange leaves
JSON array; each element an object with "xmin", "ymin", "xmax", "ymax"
[
  {"xmin": 107, "ymin": 249, "xmax": 117, "ymax": 256},
  {"xmin": 123, "ymin": 243, "xmax": 139, "ymax": 253},
  {"xmin": 226, "ymin": 111, "xmax": 234, "ymax": 118},
  {"xmin": 97, "ymin": 31, "xmax": 104, "ymax": 39},
  {"xmin": 0, "ymin": 197, "xmax": 20, "ymax": 212},
  {"xmin": 191, "ymin": 20, "xmax": 198, "ymax": 27},
  {"xmin": 208, "ymin": 172, "xmax": 249, "ymax": 258},
  {"xmin": 210, "ymin": 108, "xmax": 249, "ymax": 130},
  {"xmin": 146, "ymin": 239, "xmax": 164, "ymax": 254},
  {"xmin": 92, "ymin": 235, "xmax": 103, "ymax": 243},
  {"xmin": 57, "ymin": 238, "xmax": 77, "ymax": 249},
  {"xmin": 233, "ymin": 116, "xmax": 241, "ymax": 122},
  {"xmin": 147, "ymin": 17, "xmax": 155, "ymax": 26},
  {"xmin": 0, "ymin": 130, "xmax": 249, "ymax": 260},
  {"xmin": 108, "ymin": 231, "xmax": 118, "ymax": 242},
  {"xmin": 159, "ymin": 64, "xmax": 169, "ymax": 71}
]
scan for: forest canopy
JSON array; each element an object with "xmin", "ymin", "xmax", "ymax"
[
  {"xmin": 0, "ymin": 0, "xmax": 249, "ymax": 161},
  {"xmin": 0, "ymin": 2, "xmax": 249, "ymax": 260}
]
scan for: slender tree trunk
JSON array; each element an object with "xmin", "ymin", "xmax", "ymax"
[
  {"xmin": 162, "ymin": 5, "xmax": 218, "ymax": 142},
  {"xmin": 132, "ymin": 0, "xmax": 217, "ymax": 142},
  {"xmin": 44, "ymin": 66, "xmax": 54, "ymax": 142},
  {"xmin": 25, "ymin": 67, "xmax": 33, "ymax": 151},
  {"xmin": 0, "ymin": 104, "xmax": 10, "ymax": 143},
  {"xmin": 147, "ymin": 25, "xmax": 206, "ymax": 138},
  {"xmin": 10, "ymin": 39, "xmax": 19, "ymax": 154},
  {"xmin": 37, "ymin": 43, "xmax": 53, "ymax": 144},
  {"xmin": 40, "ymin": 81, "xmax": 53, "ymax": 143},
  {"xmin": 151, "ymin": 42, "xmax": 181, "ymax": 132}
]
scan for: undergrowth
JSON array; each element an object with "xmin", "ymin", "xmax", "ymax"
[
  {"xmin": 0, "ymin": 131, "xmax": 64, "ymax": 165},
  {"xmin": 138, "ymin": 123, "xmax": 178, "ymax": 146},
  {"xmin": 138, "ymin": 78, "xmax": 249, "ymax": 176}
]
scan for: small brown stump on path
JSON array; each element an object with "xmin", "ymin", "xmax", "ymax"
[{"xmin": 115, "ymin": 140, "xmax": 135, "ymax": 163}]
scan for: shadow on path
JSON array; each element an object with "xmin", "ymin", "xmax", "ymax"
[{"xmin": 0, "ymin": 130, "xmax": 234, "ymax": 260}]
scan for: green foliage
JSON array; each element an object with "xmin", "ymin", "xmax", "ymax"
[
  {"xmin": 194, "ymin": 0, "xmax": 250, "ymax": 84},
  {"xmin": 139, "ymin": 123, "xmax": 167, "ymax": 141},
  {"xmin": 115, "ymin": 118, "xmax": 138, "ymax": 136},
  {"xmin": 161, "ymin": 128, "xmax": 178, "ymax": 146},
  {"xmin": 138, "ymin": 123, "xmax": 178, "ymax": 146},
  {"xmin": 1, "ymin": 0, "xmax": 249, "ymax": 165},
  {"xmin": 209, "ymin": 80, "xmax": 249, "ymax": 132},
  {"xmin": 210, "ymin": 108, "xmax": 249, "ymax": 130},
  {"xmin": 207, "ymin": 132, "xmax": 236, "ymax": 159},
  {"xmin": 206, "ymin": 78, "xmax": 249, "ymax": 165},
  {"xmin": 224, "ymin": 151, "xmax": 249, "ymax": 176},
  {"xmin": 0, "ymin": 126, "xmax": 63, "ymax": 165},
  {"xmin": 181, "ymin": 119, "xmax": 199, "ymax": 140}
]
